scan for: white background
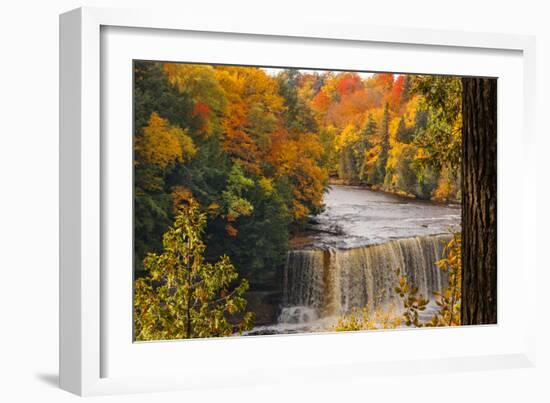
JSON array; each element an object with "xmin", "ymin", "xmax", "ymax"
[{"xmin": 0, "ymin": 0, "xmax": 548, "ymax": 401}]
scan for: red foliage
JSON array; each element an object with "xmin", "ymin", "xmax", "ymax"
[
  {"xmin": 337, "ymin": 74, "xmax": 363, "ymax": 97},
  {"xmin": 374, "ymin": 73, "xmax": 394, "ymax": 92},
  {"xmin": 389, "ymin": 75, "xmax": 405, "ymax": 110},
  {"xmin": 225, "ymin": 223, "xmax": 238, "ymax": 237},
  {"xmin": 192, "ymin": 101, "xmax": 211, "ymax": 134},
  {"xmin": 193, "ymin": 101, "xmax": 210, "ymax": 118}
]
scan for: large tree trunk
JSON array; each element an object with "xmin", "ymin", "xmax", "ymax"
[{"xmin": 461, "ymin": 78, "xmax": 498, "ymax": 325}]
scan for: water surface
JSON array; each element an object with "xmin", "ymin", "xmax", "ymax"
[{"xmin": 308, "ymin": 185, "xmax": 461, "ymax": 249}]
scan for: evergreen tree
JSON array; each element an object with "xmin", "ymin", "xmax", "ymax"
[
  {"xmin": 402, "ymin": 75, "xmax": 411, "ymax": 103},
  {"xmin": 395, "ymin": 117, "xmax": 411, "ymax": 143},
  {"xmin": 374, "ymin": 103, "xmax": 390, "ymax": 184},
  {"xmin": 359, "ymin": 114, "xmax": 377, "ymax": 182},
  {"xmin": 277, "ymin": 70, "xmax": 318, "ymax": 133}
]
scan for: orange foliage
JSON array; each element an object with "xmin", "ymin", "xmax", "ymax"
[
  {"xmin": 225, "ymin": 223, "xmax": 238, "ymax": 237},
  {"xmin": 268, "ymin": 129, "xmax": 326, "ymax": 219},
  {"xmin": 388, "ymin": 75, "xmax": 405, "ymax": 111},
  {"xmin": 337, "ymin": 74, "xmax": 363, "ymax": 97},
  {"xmin": 215, "ymin": 66, "xmax": 285, "ymax": 175},
  {"xmin": 311, "ymin": 90, "xmax": 330, "ymax": 113},
  {"xmin": 171, "ymin": 186, "xmax": 194, "ymax": 213},
  {"xmin": 373, "ymin": 73, "xmax": 394, "ymax": 92},
  {"xmin": 223, "ymin": 129, "xmax": 262, "ymax": 175}
]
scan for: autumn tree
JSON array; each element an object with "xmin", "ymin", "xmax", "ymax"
[
  {"xmin": 163, "ymin": 63, "xmax": 227, "ymax": 137},
  {"xmin": 134, "ymin": 200, "xmax": 254, "ymax": 340},
  {"xmin": 135, "ymin": 112, "xmax": 196, "ymax": 170},
  {"xmin": 410, "ymin": 75, "xmax": 462, "ymax": 173},
  {"xmin": 216, "ymin": 66, "xmax": 285, "ymax": 174}
]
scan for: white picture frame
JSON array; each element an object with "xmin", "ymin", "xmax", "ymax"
[{"xmin": 60, "ymin": 6, "xmax": 537, "ymax": 396}]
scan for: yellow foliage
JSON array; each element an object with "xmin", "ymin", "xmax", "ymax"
[
  {"xmin": 403, "ymin": 95, "xmax": 419, "ymax": 127},
  {"xmin": 258, "ymin": 177, "xmax": 274, "ymax": 197},
  {"xmin": 163, "ymin": 63, "xmax": 226, "ymax": 112},
  {"xmin": 334, "ymin": 124, "xmax": 361, "ymax": 152},
  {"xmin": 364, "ymin": 145, "xmax": 381, "ymax": 168},
  {"xmin": 432, "ymin": 166, "xmax": 460, "ymax": 201},
  {"xmin": 388, "ymin": 116, "xmax": 401, "ymax": 143},
  {"xmin": 135, "ymin": 112, "xmax": 196, "ymax": 170},
  {"xmin": 333, "ymin": 305, "xmax": 401, "ymax": 332},
  {"xmin": 270, "ymin": 131, "xmax": 326, "ymax": 219},
  {"xmin": 207, "ymin": 202, "xmax": 221, "ymax": 211},
  {"xmin": 386, "ymin": 141, "xmax": 405, "ymax": 172}
]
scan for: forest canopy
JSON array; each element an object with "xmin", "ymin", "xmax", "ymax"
[{"xmin": 133, "ymin": 62, "xmax": 461, "ymax": 286}]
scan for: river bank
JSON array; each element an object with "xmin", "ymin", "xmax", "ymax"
[{"xmin": 327, "ymin": 178, "xmax": 461, "ymax": 205}]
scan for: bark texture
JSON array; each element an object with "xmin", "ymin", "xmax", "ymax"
[{"xmin": 461, "ymin": 77, "xmax": 498, "ymax": 325}]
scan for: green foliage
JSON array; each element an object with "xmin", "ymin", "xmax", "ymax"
[
  {"xmin": 277, "ymin": 69, "xmax": 318, "ymax": 133},
  {"xmin": 369, "ymin": 103, "xmax": 390, "ymax": 185},
  {"xmin": 133, "ymin": 62, "xmax": 199, "ymax": 271},
  {"xmin": 410, "ymin": 75, "xmax": 462, "ymax": 173},
  {"xmin": 221, "ymin": 163, "xmax": 254, "ymax": 221},
  {"xmin": 395, "ymin": 117, "xmax": 411, "ymax": 144},
  {"xmin": 394, "ymin": 145, "xmax": 419, "ymax": 195},
  {"xmin": 134, "ymin": 201, "xmax": 254, "ymax": 341},
  {"xmin": 219, "ymin": 179, "xmax": 292, "ymax": 284}
]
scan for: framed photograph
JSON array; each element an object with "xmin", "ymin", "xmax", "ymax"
[{"xmin": 60, "ymin": 6, "xmax": 537, "ymax": 396}]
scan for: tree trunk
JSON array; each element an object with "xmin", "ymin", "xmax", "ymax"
[{"xmin": 461, "ymin": 77, "xmax": 498, "ymax": 325}]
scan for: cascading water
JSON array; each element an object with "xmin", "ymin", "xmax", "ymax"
[
  {"xmin": 280, "ymin": 234, "xmax": 451, "ymax": 324},
  {"xmin": 244, "ymin": 185, "xmax": 460, "ymax": 335}
]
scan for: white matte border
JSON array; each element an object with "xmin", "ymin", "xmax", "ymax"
[
  {"xmin": 102, "ymin": 25, "xmax": 525, "ymax": 376},
  {"xmin": 60, "ymin": 6, "xmax": 537, "ymax": 396}
]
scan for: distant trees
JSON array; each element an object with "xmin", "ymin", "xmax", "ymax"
[{"xmin": 304, "ymin": 70, "xmax": 461, "ymax": 201}]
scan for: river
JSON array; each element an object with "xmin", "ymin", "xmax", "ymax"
[
  {"xmin": 246, "ymin": 185, "xmax": 461, "ymax": 335},
  {"xmin": 303, "ymin": 185, "xmax": 460, "ymax": 249}
]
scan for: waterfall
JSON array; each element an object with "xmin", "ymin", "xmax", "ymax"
[{"xmin": 282, "ymin": 234, "xmax": 451, "ymax": 320}]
